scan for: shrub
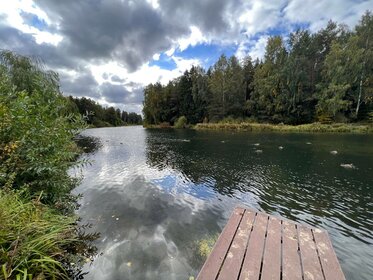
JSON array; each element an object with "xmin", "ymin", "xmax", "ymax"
[
  {"xmin": 174, "ymin": 116, "xmax": 187, "ymax": 128},
  {"xmin": 159, "ymin": 122, "xmax": 171, "ymax": 128},
  {"xmin": 0, "ymin": 50, "xmax": 96, "ymax": 279},
  {"xmin": 0, "ymin": 51, "xmax": 86, "ymax": 204}
]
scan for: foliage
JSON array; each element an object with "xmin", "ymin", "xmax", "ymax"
[
  {"xmin": 67, "ymin": 96, "xmax": 142, "ymax": 127},
  {"xmin": 0, "ymin": 189, "xmax": 97, "ymax": 280},
  {"xmin": 0, "ymin": 51, "xmax": 87, "ymax": 204},
  {"xmin": 0, "ymin": 50, "xmax": 98, "ymax": 279},
  {"xmin": 195, "ymin": 122, "xmax": 373, "ymax": 133},
  {"xmin": 174, "ymin": 116, "xmax": 187, "ymax": 128},
  {"xmin": 196, "ymin": 235, "xmax": 218, "ymax": 259},
  {"xmin": 143, "ymin": 12, "xmax": 373, "ymax": 125},
  {"xmin": 189, "ymin": 233, "xmax": 219, "ymax": 272}
]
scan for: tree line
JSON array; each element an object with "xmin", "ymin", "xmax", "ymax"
[
  {"xmin": 143, "ymin": 12, "xmax": 373, "ymax": 125},
  {"xmin": 67, "ymin": 96, "xmax": 142, "ymax": 127}
]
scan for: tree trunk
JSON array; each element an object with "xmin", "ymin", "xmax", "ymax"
[
  {"xmin": 356, "ymin": 32, "xmax": 369, "ymax": 117},
  {"xmin": 356, "ymin": 75, "xmax": 363, "ymax": 116}
]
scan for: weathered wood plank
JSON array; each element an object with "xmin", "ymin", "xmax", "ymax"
[
  {"xmin": 197, "ymin": 207, "xmax": 245, "ymax": 280},
  {"xmin": 261, "ymin": 216, "xmax": 282, "ymax": 280},
  {"xmin": 217, "ymin": 210, "xmax": 256, "ymax": 280},
  {"xmin": 197, "ymin": 207, "xmax": 345, "ymax": 280},
  {"xmin": 239, "ymin": 213, "xmax": 269, "ymax": 280},
  {"xmin": 313, "ymin": 229, "xmax": 346, "ymax": 280},
  {"xmin": 298, "ymin": 226, "xmax": 324, "ymax": 280},
  {"xmin": 282, "ymin": 221, "xmax": 302, "ymax": 280}
]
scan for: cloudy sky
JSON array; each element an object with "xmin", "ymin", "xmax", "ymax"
[{"xmin": 1, "ymin": 0, "xmax": 372, "ymax": 113}]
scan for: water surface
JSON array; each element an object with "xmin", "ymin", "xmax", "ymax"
[{"xmin": 73, "ymin": 127, "xmax": 373, "ymax": 280}]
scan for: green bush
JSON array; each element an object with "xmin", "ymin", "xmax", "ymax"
[
  {"xmin": 174, "ymin": 116, "xmax": 187, "ymax": 128},
  {"xmin": 0, "ymin": 51, "xmax": 86, "ymax": 204},
  {"xmin": 0, "ymin": 50, "xmax": 95, "ymax": 279}
]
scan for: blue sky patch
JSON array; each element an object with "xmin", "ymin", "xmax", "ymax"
[
  {"xmin": 148, "ymin": 53, "xmax": 177, "ymax": 70},
  {"xmin": 173, "ymin": 43, "xmax": 238, "ymax": 69},
  {"xmin": 21, "ymin": 12, "xmax": 48, "ymax": 31}
]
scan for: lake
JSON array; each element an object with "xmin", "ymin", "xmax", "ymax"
[{"xmin": 73, "ymin": 126, "xmax": 373, "ymax": 280}]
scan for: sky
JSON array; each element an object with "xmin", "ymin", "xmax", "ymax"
[{"xmin": 0, "ymin": 0, "xmax": 372, "ymax": 114}]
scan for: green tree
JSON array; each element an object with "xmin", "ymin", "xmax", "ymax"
[
  {"xmin": 0, "ymin": 51, "xmax": 85, "ymax": 202},
  {"xmin": 208, "ymin": 55, "xmax": 229, "ymax": 121},
  {"xmin": 250, "ymin": 36, "xmax": 288, "ymax": 122}
]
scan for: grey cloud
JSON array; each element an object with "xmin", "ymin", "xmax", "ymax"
[
  {"xmin": 111, "ymin": 75, "xmax": 125, "ymax": 83},
  {"xmin": 60, "ymin": 69, "xmax": 100, "ymax": 99},
  {"xmin": 0, "ymin": 23, "xmax": 77, "ymax": 69},
  {"xmin": 35, "ymin": 0, "xmax": 187, "ymax": 71},
  {"xmin": 158, "ymin": 0, "xmax": 234, "ymax": 35},
  {"xmin": 100, "ymin": 82, "xmax": 144, "ymax": 105},
  {"xmin": 33, "ymin": 0, "xmax": 240, "ymax": 71},
  {"xmin": 102, "ymin": 73, "xmax": 109, "ymax": 80}
]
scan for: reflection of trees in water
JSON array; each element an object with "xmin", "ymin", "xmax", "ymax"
[
  {"xmin": 74, "ymin": 135, "xmax": 102, "ymax": 153},
  {"xmin": 144, "ymin": 130, "xmax": 373, "ymax": 242}
]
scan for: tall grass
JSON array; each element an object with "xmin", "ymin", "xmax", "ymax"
[
  {"xmin": 0, "ymin": 189, "xmax": 96, "ymax": 280},
  {"xmin": 195, "ymin": 122, "xmax": 373, "ymax": 133},
  {"xmin": 0, "ymin": 51, "xmax": 97, "ymax": 280}
]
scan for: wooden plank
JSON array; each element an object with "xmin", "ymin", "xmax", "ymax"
[
  {"xmin": 282, "ymin": 221, "xmax": 302, "ymax": 280},
  {"xmin": 261, "ymin": 216, "xmax": 282, "ymax": 280},
  {"xmin": 298, "ymin": 226, "xmax": 324, "ymax": 280},
  {"xmin": 313, "ymin": 229, "xmax": 346, "ymax": 280},
  {"xmin": 197, "ymin": 207, "xmax": 245, "ymax": 280},
  {"xmin": 217, "ymin": 210, "xmax": 256, "ymax": 280},
  {"xmin": 239, "ymin": 213, "xmax": 269, "ymax": 280},
  {"xmin": 197, "ymin": 207, "xmax": 345, "ymax": 280}
]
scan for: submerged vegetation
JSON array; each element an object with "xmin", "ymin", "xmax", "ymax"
[
  {"xmin": 0, "ymin": 50, "xmax": 96, "ymax": 279},
  {"xmin": 143, "ymin": 12, "xmax": 373, "ymax": 128},
  {"xmin": 196, "ymin": 234, "xmax": 218, "ymax": 260}
]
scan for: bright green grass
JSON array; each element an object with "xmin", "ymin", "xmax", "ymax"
[{"xmin": 0, "ymin": 189, "xmax": 93, "ymax": 280}]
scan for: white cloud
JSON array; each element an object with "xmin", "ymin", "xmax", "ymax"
[
  {"xmin": 238, "ymin": 0, "xmax": 287, "ymax": 37},
  {"xmin": 235, "ymin": 35, "xmax": 269, "ymax": 61},
  {"xmin": 284, "ymin": 0, "xmax": 373, "ymax": 32},
  {"xmin": 146, "ymin": 0, "xmax": 160, "ymax": 9},
  {"xmin": 0, "ymin": 0, "xmax": 62, "ymax": 45},
  {"xmin": 152, "ymin": 53, "xmax": 160, "ymax": 60},
  {"xmin": 177, "ymin": 26, "xmax": 207, "ymax": 51},
  {"xmin": 165, "ymin": 47, "xmax": 175, "ymax": 57},
  {"xmin": 248, "ymin": 35, "xmax": 269, "ymax": 60}
]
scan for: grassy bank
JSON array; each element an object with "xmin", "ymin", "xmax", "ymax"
[
  {"xmin": 0, "ymin": 51, "xmax": 97, "ymax": 279},
  {"xmin": 0, "ymin": 189, "xmax": 96, "ymax": 280},
  {"xmin": 194, "ymin": 122, "xmax": 373, "ymax": 133}
]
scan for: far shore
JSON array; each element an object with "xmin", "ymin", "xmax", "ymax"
[{"xmin": 144, "ymin": 122, "xmax": 373, "ymax": 133}]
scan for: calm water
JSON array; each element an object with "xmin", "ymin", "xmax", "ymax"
[{"xmin": 73, "ymin": 127, "xmax": 373, "ymax": 280}]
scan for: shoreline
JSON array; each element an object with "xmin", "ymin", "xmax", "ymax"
[
  {"xmin": 144, "ymin": 122, "xmax": 373, "ymax": 133},
  {"xmin": 194, "ymin": 122, "xmax": 373, "ymax": 133}
]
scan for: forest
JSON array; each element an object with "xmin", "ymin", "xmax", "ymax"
[
  {"xmin": 143, "ymin": 12, "xmax": 373, "ymax": 126},
  {"xmin": 67, "ymin": 96, "xmax": 142, "ymax": 127}
]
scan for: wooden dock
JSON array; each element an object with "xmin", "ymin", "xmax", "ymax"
[{"xmin": 197, "ymin": 207, "xmax": 345, "ymax": 280}]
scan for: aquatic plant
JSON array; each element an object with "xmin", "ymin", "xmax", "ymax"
[{"xmin": 196, "ymin": 234, "xmax": 218, "ymax": 260}]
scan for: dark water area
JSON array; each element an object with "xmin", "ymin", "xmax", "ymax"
[{"xmin": 72, "ymin": 126, "xmax": 373, "ymax": 280}]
